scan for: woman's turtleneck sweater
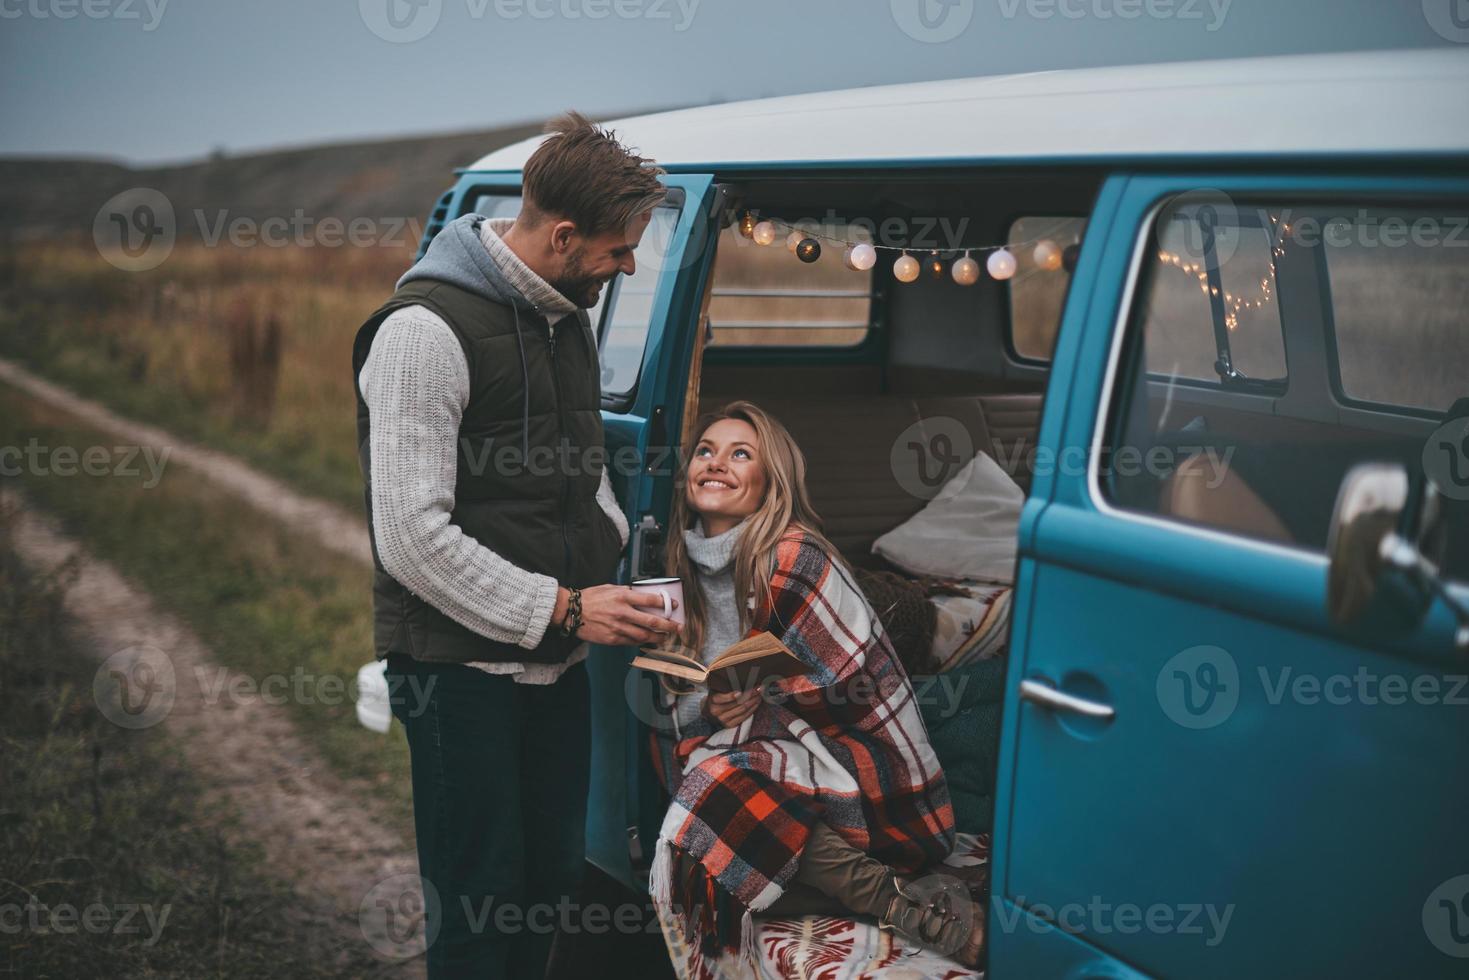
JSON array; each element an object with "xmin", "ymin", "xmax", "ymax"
[{"xmin": 674, "ymin": 517, "xmax": 748, "ymax": 731}]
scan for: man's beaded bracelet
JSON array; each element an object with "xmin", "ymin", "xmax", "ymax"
[{"xmin": 559, "ymin": 587, "xmax": 583, "ymax": 639}]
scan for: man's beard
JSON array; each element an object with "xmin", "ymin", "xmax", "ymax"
[{"xmin": 548, "ymin": 247, "xmax": 609, "ymax": 310}]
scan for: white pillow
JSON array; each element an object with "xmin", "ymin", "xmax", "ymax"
[{"xmin": 871, "ymin": 452, "xmax": 1023, "ymax": 583}]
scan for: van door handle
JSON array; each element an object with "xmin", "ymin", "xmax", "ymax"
[{"xmin": 1019, "ymin": 678, "xmax": 1115, "ymax": 720}]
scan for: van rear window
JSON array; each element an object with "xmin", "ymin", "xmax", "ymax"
[
  {"xmin": 706, "ymin": 224, "xmax": 873, "ymax": 348},
  {"xmin": 1007, "ymin": 216, "xmax": 1087, "ymax": 362},
  {"xmin": 1323, "ymin": 208, "xmax": 1469, "ymax": 414}
]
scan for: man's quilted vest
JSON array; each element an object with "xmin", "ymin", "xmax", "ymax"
[{"xmin": 352, "ymin": 279, "xmax": 622, "ymax": 664}]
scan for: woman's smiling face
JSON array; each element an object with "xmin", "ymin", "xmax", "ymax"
[{"xmin": 687, "ymin": 417, "xmax": 768, "ymax": 535}]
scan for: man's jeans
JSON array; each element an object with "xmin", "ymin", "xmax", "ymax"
[{"xmin": 386, "ymin": 654, "xmax": 590, "ymax": 979}]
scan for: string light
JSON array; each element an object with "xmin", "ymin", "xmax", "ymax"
[
  {"xmin": 893, "ymin": 251, "xmax": 920, "ymax": 283},
  {"xmin": 1033, "ymin": 240, "xmax": 1062, "ymax": 271},
  {"xmin": 733, "ymin": 212, "xmax": 1078, "ymax": 288},
  {"xmin": 926, "ymin": 251, "xmax": 946, "ymax": 280},
  {"xmin": 952, "ymin": 252, "xmax": 981, "ymax": 285}
]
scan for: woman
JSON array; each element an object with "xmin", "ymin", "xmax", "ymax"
[{"xmin": 648, "ymin": 401, "xmax": 984, "ymax": 976}]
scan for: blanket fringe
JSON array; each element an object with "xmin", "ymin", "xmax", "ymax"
[
  {"xmin": 738, "ymin": 907, "xmax": 757, "ymax": 973},
  {"xmin": 650, "ymin": 835, "xmax": 674, "ymax": 909}
]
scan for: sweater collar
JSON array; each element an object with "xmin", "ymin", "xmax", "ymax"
[
  {"xmin": 479, "ymin": 217, "xmax": 579, "ymax": 318},
  {"xmin": 683, "ymin": 518, "xmax": 747, "ymax": 576}
]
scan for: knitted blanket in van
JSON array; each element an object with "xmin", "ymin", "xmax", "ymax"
[{"xmin": 649, "ymin": 526, "xmax": 956, "ymax": 976}]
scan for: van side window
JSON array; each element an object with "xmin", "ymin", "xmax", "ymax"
[
  {"xmin": 459, "ymin": 192, "xmax": 677, "ymax": 399},
  {"xmin": 1008, "ymin": 216, "xmax": 1087, "ymax": 362},
  {"xmin": 598, "ymin": 203, "xmax": 682, "ymax": 397},
  {"xmin": 1144, "ymin": 208, "xmax": 1286, "ymax": 386},
  {"xmin": 1100, "ymin": 195, "xmax": 1469, "ymax": 557},
  {"xmin": 1323, "ymin": 209, "xmax": 1469, "ymax": 413},
  {"xmin": 707, "ymin": 224, "xmax": 873, "ymax": 348}
]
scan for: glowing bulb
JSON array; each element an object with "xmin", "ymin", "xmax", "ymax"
[
  {"xmin": 786, "ymin": 231, "xmax": 804, "ymax": 253},
  {"xmin": 926, "ymin": 252, "xmax": 946, "ymax": 280},
  {"xmin": 952, "ymin": 255, "xmax": 980, "ymax": 285},
  {"xmin": 795, "ymin": 237, "xmax": 821, "ymax": 263},
  {"xmin": 849, "ymin": 242, "xmax": 877, "ymax": 271},
  {"xmin": 893, "ymin": 253, "xmax": 920, "ymax": 283},
  {"xmin": 1033, "ymin": 240, "xmax": 1062, "ymax": 271},
  {"xmin": 752, "ymin": 221, "xmax": 777, "ymax": 246},
  {"xmin": 986, "ymin": 248, "xmax": 1017, "ymax": 281},
  {"xmin": 738, "ymin": 212, "xmax": 756, "ymax": 239}
]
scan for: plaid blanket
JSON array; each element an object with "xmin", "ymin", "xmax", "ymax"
[{"xmin": 649, "ymin": 527, "xmax": 956, "ymax": 977}]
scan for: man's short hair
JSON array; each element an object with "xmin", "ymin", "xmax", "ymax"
[{"xmin": 520, "ymin": 111, "xmax": 666, "ymax": 237}]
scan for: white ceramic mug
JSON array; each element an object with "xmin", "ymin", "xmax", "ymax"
[{"xmin": 631, "ymin": 576, "xmax": 685, "ymax": 627}]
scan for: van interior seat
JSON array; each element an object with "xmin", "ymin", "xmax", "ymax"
[
  {"xmin": 695, "ymin": 392, "xmax": 1040, "ymax": 564},
  {"xmin": 1158, "ymin": 450, "xmax": 1294, "ymax": 545}
]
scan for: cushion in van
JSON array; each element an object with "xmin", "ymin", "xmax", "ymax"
[
  {"xmin": 871, "ymin": 451, "xmax": 1024, "ymax": 582},
  {"xmin": 929, "ymin": 580, "xmax": 1012, "ymax": 672}
]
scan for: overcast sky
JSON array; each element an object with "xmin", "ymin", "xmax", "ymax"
[{"xmin": 0, "ymin": 0, "xmax": 1460, "ymax": 164}]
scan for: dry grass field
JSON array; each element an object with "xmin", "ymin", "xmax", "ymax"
[{"xmin": 0, "ymin": 238, "xmax": 413, "ymax": 508}]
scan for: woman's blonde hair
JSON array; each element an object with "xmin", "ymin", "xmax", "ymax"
[{"xmin": 664, "ymin": 400, "xmax": 847, "ymax": 657}]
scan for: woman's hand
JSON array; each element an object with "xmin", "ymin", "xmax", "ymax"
[{"xmin": 703, "ymin": 688, "xmax": 762, "ymax": 729}]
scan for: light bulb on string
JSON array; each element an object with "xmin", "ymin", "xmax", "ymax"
[
  {"xmin": 926, "ymin": 251, "xmax": 946, "ymax": 280},
  {"xmin": 738, "ymin": 212, "xmax": 756, "ymax": 239},
  {"xmin": 849, "ymin": 242, "xmax": 877, "ymax": 271},
  {"xmin": 1033, "ymin": 240, "xmax": 1062, "ymax": 271},
  {"xmin": 893, "ymin": 252, "xmax": 920, "ymax": 283},
  {"xmin": 952, "ymin": 252, "xmax": 980, "ymax": 286},
  {"xmin": 752, "ymin": 221, "xmax": 777, "ymax": 246},
  {"xmin": 987, "ymin": 248, "xmax": 1017, "ymax": 281},
  {"xmin": 1062, "ymin": 243, "xmax": 1081, "ymax": 272},
  {"xmin": 795, "ymin": 237, "xmax": 821, "ymax": 263},
  {"xmin": 786, "ymin": 230, "xmax": 804, "ymax": 253}
]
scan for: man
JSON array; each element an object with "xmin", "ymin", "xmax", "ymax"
[{"xmin": 352, "ymin": 112, "xmax": 680, "ymax": 978}]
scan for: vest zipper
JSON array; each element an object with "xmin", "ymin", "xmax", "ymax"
[{"xmin": 546, "ymin": 316, "xmax": 573, "ymax": 586}]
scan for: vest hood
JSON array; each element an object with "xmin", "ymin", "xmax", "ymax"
[{"xmin": 399, "ymin": 213, "xmax": 536, "ymax": 310}]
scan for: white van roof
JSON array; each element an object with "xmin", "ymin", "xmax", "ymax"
[{"xmin": 468, "ymin": 48, "xmax": 1469, "ymax": 172}]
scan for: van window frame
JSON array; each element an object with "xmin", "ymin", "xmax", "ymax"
[
  {"xmin": 1001, "ymin": 210, "xmax": 1089, "ymax": 368},
  {"xmin": 700, "ymin": 221, "xmax": 885, "ymax": 364},
  {"xmin": 1314, "ymin": 199, "xmax": 1469, "ymax": 422}
]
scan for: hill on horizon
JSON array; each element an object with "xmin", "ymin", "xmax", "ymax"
[{"xmin": 0, "ymin": 122, "xmax": 547, "ymax": 244}]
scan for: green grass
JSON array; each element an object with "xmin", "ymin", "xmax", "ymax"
[
  {"xmin": 0, "ymin": 388, "xmax": 412, "ymax": 833},
  {"xmin": 0, "ymin": 496, "xmax": 383, "ymax": 979}
]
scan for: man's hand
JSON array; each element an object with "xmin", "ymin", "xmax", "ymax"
[
  {"xmin": 566, "ymin": 585, "xmax": 681, "ymax": 647},
  {"xmin": 704, "ymin": 688, "xmax": 762, "ymax": 729}
]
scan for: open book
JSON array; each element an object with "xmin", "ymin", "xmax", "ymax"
[{"xmin": 632, "ymin": 631, "xmax": 808, "ymax": 694}]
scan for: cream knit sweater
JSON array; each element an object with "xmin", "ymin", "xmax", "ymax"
[{"xmin": 357, "ymin": 218, "xmax": 629, "ymax": 684}]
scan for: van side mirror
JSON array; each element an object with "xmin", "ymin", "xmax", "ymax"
[{"xmin": 1326, "ymin": 463, "xmax": 1469, "ymax": 651}]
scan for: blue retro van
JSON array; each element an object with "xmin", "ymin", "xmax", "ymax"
[{"xmin": 409, "ymin": 49, "xmax": 1469, "ymax": 977}]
